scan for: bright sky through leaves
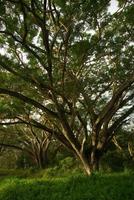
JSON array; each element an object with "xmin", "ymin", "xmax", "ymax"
[{"xmin": 109, "ymin": 0, "xmax": 119, "ymax": 13}]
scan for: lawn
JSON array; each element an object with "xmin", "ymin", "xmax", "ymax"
[{"xmin": 0, "ymin": 171, "xmax": 134, "ymax": 200}]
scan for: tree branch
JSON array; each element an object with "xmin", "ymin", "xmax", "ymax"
[
  {"xmin": 0, "ymin": 88, "xmax": 59, "ymax": 118},
  {"xmin": 96, "ymin": 77, "xmax": 134, "ymax": 127}
]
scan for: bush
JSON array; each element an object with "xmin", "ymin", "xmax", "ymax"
[
  {"xmin": 59, "ymin": 157, "xmax": 75, "ymax": 170},
  {"xmin": 101, "ymin": 150, "xmax": 125, "ymax": 172}
]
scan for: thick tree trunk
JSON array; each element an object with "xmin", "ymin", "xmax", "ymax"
[{"xmin": 78, "ymin": 149, "xmax": 101, "ymax": 175}]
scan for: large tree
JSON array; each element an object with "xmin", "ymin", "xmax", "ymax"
[{"xmin": 0, "ymin": 0, "xmax": 134, "ymax": 175}]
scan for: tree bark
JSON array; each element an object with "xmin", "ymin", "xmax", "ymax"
[
  {"xmin": 78, "ymin": 148, "xmax": 102, "ymax": 175},
  {"xmin": 79, "ymin": 153, "xmax": 92, "ymax": 175}
]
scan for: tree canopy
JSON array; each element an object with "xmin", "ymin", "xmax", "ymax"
[{"xmin": 0, "ymin": 0, "xmax": 134, "ymax": 175}]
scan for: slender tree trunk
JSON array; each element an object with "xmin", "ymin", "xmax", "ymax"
[
  {"xmin": 37, "ymin": 149, "xmax": 48, "ymax": 169},
  {"xmin": 78, "ymin": 153, "xmax": 92, "ymax": 175},
  {"xmin": 91, "ymin": 156, "xmax": 100, "ymax": 171},
  {"xmin": 91, "ymin": 149, "xmax": 101, "ymax": 171}
]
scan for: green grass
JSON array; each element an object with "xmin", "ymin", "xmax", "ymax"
[{"xmin": 0, "ymin": 172, "xmax": 134, "ymax": 200}]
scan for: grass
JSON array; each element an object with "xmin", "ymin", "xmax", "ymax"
[{"xmin": 0, "ymin": 171, "xmax": 134, "ymax": 200}]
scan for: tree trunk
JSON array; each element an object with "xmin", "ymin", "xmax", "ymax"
[
  {"xmin": 78, "ymin": 149, "xmax": 101, "ymax": 175},
  {"xmin": 91, "ymin": 148, "xmax": 101, "ymax": 170},
  {"xmin": 37, "ymin": 149, "xmax": 48, "ymax": 169},
  {"xmin": 91, "ymin": 156, "xmax": 100, "ymax": 171},
  {"xmin": 78, "ymin": 153, "xmax": 92, "ymax": 175}
]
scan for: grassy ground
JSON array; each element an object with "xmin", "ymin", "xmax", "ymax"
[{"xmin": 0, "ymin": 170, "xmax": 134, "ymax": 200}]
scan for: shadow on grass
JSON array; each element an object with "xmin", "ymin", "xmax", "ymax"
[{"xmin": 0, "ymin": 173, "xmax": 134, "ymax": 200}]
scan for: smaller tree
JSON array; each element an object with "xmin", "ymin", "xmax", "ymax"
[{"xmin": 0, "ymin": 120, "xmax": 52, "ymax": 168}]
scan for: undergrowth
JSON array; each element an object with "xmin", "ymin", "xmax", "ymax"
[{"xmin": 0, "ymin": 172, "xmax": 134, "ymax": 200}]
